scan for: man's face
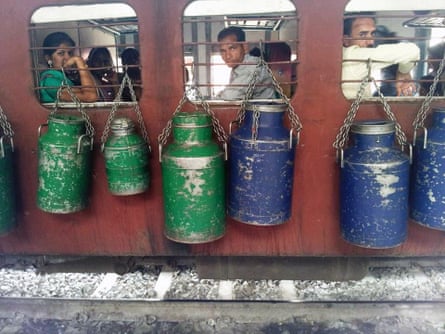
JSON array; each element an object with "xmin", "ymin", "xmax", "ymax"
[
  {"xmin": 344, "ymin": 17, "xmax": 376, "ymax": 48},
  {"xmin": 218, "ymin": 34, "xmax": 247, "ymax": 68}
]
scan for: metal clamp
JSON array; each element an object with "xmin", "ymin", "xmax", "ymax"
[
  {"xmin": 77, "ymin": 134, "xmax": 93, "ymax": 154},
  {"xmin": 37, "ymin": 123, "xmax": 48, "ymax": 138},
  {"xmin": 413, "ymin": 126, "xmax": 428, "ymax": 150},
  {"xmin": 0, "ymin": 135, "xmax": 13, "ymax": 158}
]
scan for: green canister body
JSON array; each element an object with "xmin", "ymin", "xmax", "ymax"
[
  {"xmin": 0, "ymin": 137, "xmax": 15, "ymax": 235},
  {"xmin": 104, "ymin": 117, "xmax": 149, "ymax": 195},
  {"xmin": 161, "ymin": 112, "xmax": 225, "ymax": 243},
  {"xmin": 37, "ymin": 114, "xmax": 92, "ymax": 213}
]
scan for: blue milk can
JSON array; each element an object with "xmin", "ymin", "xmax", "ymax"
[
  {"xmin": 228, "ymin": 102, "xmax": 296, "ymax": 225},
  {"xmin": 340, "ymin": 120, "xmax": 410, "ymax": 248},
  {"xmin": 411, "ymin": 108, "xmax": 445, "ymax": 230}
]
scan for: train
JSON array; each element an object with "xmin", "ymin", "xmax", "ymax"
[{"xmin": 0, "ymin": 0, "xmax": 445, "ymax": 279}]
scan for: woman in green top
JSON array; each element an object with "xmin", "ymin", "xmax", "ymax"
[{"xmin": 40, "ymin": 32, "xmax": 97, "ymax": 103}]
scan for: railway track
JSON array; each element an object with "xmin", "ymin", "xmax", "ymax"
[
  {"xmin": 0, "ymin": 257, "xmax": 445, "ymax": 332},
  {"xmin": 1, "ymin": 297, "xmax": 445, "ymax": 333}
]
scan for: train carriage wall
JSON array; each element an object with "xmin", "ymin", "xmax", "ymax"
[{"xmin": 0, "ymin": 0, "xmax": 443, "ymax": 257}]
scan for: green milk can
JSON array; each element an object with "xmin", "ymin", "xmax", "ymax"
[
  {"xmin": 160, "ymin": 112, "xmax": 226, "ymax": 243},
  {"xmin": 0, "ymin": 136, "xmax": 16, "ymax": 235},
  {"xmin": 103, "ymin": 117, "xmax": 149, "ymax": 195},
  {"xmin": 37, "ymin": 113, "xmax": 93, "ymax": 213}
]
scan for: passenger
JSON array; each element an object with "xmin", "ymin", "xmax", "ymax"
[
  {"xmin": 40, "ymin": 32, "xmax": 97, "ymax": 103},
  {"xmin": 342, "ymin": 12, "xmax": 420, "ymax": 99},
  {"xmin": 419, "ymin": 42, "xmax": 445, "ymax": 96},
  {"xmin": 215, "ymin": 26, "xmax": 276, "ymax": 100},
  {"xmin": 120, "ymin": 48, "xmax": 141, "ymax": 101},
  {"xmin": 372, "ymin": 26, "xmax": 399, "ymax": 97},
  {"xmin": 86, "ymin": 47, "xmax": 118, "ymax": 101}
]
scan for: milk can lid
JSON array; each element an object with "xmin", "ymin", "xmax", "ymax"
[
  {"xmin": 173, "ymin": 111, "xmax": 211, "ymax": 127},
  {"xmin": 351, "ymin": 120, "xmax": 395, "ymax": 135},
  {"xmin": 111, "ymin": 117, "xmax": 135, "ymax": 131},
  {"xmin": 49, "ymin": 113, "xmax": 84, "ymax": 125},
  {"xmin": 245, "ymin": 102, "xmax": 288, "ymax": 113}
]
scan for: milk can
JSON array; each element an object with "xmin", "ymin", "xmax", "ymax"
[
  {"xmin": 0, "ymin": 135, "xmax": 15, "ymax": 235},
  {"xmin": 103, "ymin": 117, "xmax": 149, "ymax": 195},
  {"xmin": 339, "ymin": 120, "xmax": 410, "ymax": 248},
  {"xmin": 228, "ymin": 102, "xmax": 297, "ymax": 225},
  {"xmin": 411, "ymin": 108, "xmax": 445, "ymax": 230},
  {"xmin": 160, "ymin": 112, "xmax": 225, "ymax": 243},
  {"xmin": 37, "ymin": 113, "xmax": 93, "ymax": 213}
]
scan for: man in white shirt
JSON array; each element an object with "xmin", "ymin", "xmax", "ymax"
[
  {"xmin": 216, "ymin": 26, "xmax": 276, "ymax": 100},
  {"xmin": 342, "ymin": 12, "xmax": 420, "ymax": 99}
]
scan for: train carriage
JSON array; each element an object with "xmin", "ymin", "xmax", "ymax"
[{"xmin": 0, "ymin": 0, "xmax": 445, "ymax": 278}]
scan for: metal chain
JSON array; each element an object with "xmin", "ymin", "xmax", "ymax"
[
  {"xmin": 236, "ymin": 53, "xmax": 302, "ymax": 138},
  {"xmin": 0, "ymin": 106, "xmax": 14, "ymax": 138},
  {"xmin": 193, "ymin": 87, "xmax": 228, "ymax": 144},
  {"xmin": 101, "ymin": 72, "xmax": 151, "ymax": 152},
  {"xmin": 237, "ymin": 70, "xmax": 259, "ymax": 125},
  {"xmin": 412, "ymin": 50, "xmax": 445, "ymax": 130},
  {"xmin": 157, "ymin": 91, "xmax": 189, "ymax": 146},
  {"xmin": 252, "ymin": 107, "xmax": 260, "ymax": 141},
  {"xmin": 158, "ymin": 85, "xmax": 228, "ymax": 146},
  {"xmin": 52, "ymin": 67, "xmax": 95, "ymax": 137},
  {"xmin": 258, "ymin": 56, "xmax": 303, "ymax": 133},
  {"xmin": 332, "ymin": 74, "xmax": 368, "ymax": 150},
  {"xmin": 333, "ymin": 59, "xmax": 408, "ymax": 150},
  {"xmin": 372, "ymin": 77, "xmax": 408, "ymax": 147}
]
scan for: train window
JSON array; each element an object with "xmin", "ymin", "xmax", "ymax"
[
  {"xmin": 29, "ymin": 3, "xmax": 140, "ymax": 107},
  {"xmin": 182, "ymin": 0, "xmax": 298, "ymax": 103},
  {"xmin": 343, "ymin": 0, "xmax": 445, "ymax": 100}
]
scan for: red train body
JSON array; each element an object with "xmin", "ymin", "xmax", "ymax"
[{"xmin": 0, "ymin": 0, "xmax": 444, "ymax": 261}]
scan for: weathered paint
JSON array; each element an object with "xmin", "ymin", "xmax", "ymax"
[
  {"xmin": 340, "ymin": 121, "xmax": 410, "ymax": 249},
  {"xmin": 104, "ymin": 118, "xmax": 149, "ymax": 195},
  {"xmin": 161, "ymin": 112, "xmax": 225, "ymax": 243},
  {"xmin": 411, "ymin": 109, "xmax": 445, "ymax": 230},
  {"xmin": 37, "ymin": 114, "xmax": 92, "ymax": 214},
  {"xmin": 0, "ymin": 137, "xmax": 15, "ymax": 235},
  {"xmin": 228, "ymin": 102, "xmax": 296, "ymax": 225},
  {"xmin": 3, "ymin": 0, "xmax": 445, "ymax": 257}
]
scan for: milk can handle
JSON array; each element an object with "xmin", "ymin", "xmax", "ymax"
[
  {"xmin": 77, "ymin": 134, "xmax": 93, "ymax": 154},
  {"xmin": 0, "ymin": 135, "xmax": 13, "ymax": 158},
  {"xmin": 229, "ymin": 121, "xmax": 239, "ymax": 135},
  {"xmin": 38, "ymin": 123, "xmax": 48, "ymax": 138},
  {"xmin": 289, "ymin": 128, "xmax": 300, "ymax": 149},
  {"xmin": 413, "ymin": 126, "xmax": 428, "ymax": 150}
]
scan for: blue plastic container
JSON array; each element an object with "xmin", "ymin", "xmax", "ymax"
[
  {"xmin": 340, "ymin": 120, "xmax": 410, "ymax": 248},
  {"xmin": 228, "ymin": 102, "xmax": 296, "ymax": 225},
  {"xmin": 411, "ymin": 108, "xmax": 445, "ymax": 230}
]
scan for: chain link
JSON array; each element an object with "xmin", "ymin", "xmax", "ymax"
[
  {"xmin": 0, "ymin": 105, "xmax": 14, "ymax": 138},
  {"xmin": 101, "ymin": 72, "xmax": 151, "ymax": 152},
  {"xmin": 158, "ymin": 85, "xmax": 228, "ymax": 147},
  {"xmin": 236, "ymin": 51, "xmax": 302, "ymax": 139},
  {"xmin": 237, "ymin": 70, "xmax": 259, "ymax": 125},
  {"xmin": 252, "ymin": 107, "xmax": 260, "ymax": 141},
  {"xmin": 333, "ymin": 59, "xmax": 408, "ymax": 151},
  {"xmin": 52, "ymin": 67, "xmax": 95, "ymax": 138},
  {"xmin": 194, "ymin": 87, "xmax": 228, "ymax": 144},
  {"xmin": 157, "ymin": 90, "xmax": 189, "ymax": 147},
  {"xmin": 413, "ymin": 49, "xmax": 445, "ymax": 130},
  {"xmin": 372, "ymin": 77, "xmax": 408, "ymax": 148}
]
